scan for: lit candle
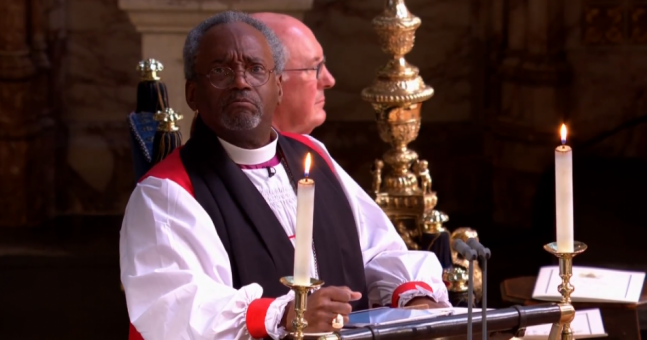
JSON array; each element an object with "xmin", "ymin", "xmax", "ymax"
[
  {"xmin": 555, "ymin": 124, "xmax": 574, "ymax": 253},
  {"xmin": 293, "ymin": 153, "xmax": 315, "ymax": 286}
]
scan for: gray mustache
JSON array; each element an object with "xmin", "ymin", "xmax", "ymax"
[{"xmin": 224, "ymin": 92, "xmax": 261, "ymax": 107}]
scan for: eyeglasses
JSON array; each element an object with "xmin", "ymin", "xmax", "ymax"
[
  {"xmin": 204, "ymin": 64, "xmax": 276, "ymax": 89},
  {"xmin": 283, "ymin": 57, "xmax": 326, "ymax": 79}
]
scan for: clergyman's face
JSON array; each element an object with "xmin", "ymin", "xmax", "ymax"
[{"xmin": 188, "ymin": 22, "xmax": 282, "ymax": 135}]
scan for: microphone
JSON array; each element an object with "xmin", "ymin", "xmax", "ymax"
[
  {"xmin": 452, "ymin": 238, "xmax": 477, "ymax": 261},
  {"xmin": 466, "ymin": 238, "xmax": 491, "ymax": 260},
  {"xmin": 267, "ymin": 166, "xmax": 276, "ymax": 178},
  {"xmin": 453, "ymin": 238, "xmax": 476, "ymax": 340},
  {"xmin": 467, "ymin": 238, "xmax": 491, "ymax": 340}
]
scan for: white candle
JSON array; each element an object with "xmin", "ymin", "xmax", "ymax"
[
  {"xmin": 555, "ymin": 124, "xmax": 574, "ymax": 253},
  {"xmin": 294, "ymin": 153, "xmax": 315, "ymax": 286}
]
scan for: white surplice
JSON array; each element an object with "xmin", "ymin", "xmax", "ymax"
[{"xmin": 120, "ymin": 133, "xmax": 450, "ymax": 340}]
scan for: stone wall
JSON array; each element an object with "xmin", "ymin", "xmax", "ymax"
[{"xmin": 54, "ymin": 0, "xmax": 140, "ymax": 215}]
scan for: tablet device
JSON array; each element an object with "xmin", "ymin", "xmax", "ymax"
[{"xmin": 345, "ymin": 308, "xmax": 454, "ymax": 328}]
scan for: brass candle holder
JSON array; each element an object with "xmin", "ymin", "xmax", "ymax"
[
  {"xmin": 543, "ymin": 241, "xmax": 587, "ymax": 340},
  {"xmin": 280, "ymin": 276, "xmax": 325, "ymax": 340}
]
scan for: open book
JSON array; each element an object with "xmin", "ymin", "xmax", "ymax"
[
  {"xmin": 532, "ymin": 266, "xmax": 645, "ymax": 303},
  {"xmin": 520, "ymin": 309, "xmax": 606, "ymax": 339}
]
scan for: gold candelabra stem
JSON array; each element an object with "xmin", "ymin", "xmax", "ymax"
[
  {"xmin": 280, "ymin": 276, "xmax": 325, "ymax": 340},
  {"xmin": 544, "ymin": 241, "xmax": 587, "ymax": 340}
]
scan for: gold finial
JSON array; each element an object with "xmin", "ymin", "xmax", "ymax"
[
  {"xmin": 422, "ymin": 209, "xmax": 448, "ymax": 234},
  {"xmin": 361, "ymin": 0, "xmax": 434, "ymax": 106},
  {"xmin": 363, "ymin": 0, "xmax": 437, "ymax": 205},
  {"xmin": 154, "ymin": 107, "xmax": 183, "ymax": 132},
  {"xmin": 137, "ymin": 58, "xmax": 164, "ymax": 81}
]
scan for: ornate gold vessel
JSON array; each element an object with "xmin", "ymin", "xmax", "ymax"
[
  {"xmin": 363, "ymin": 0, "xmax": 482, "ymax": 301},
  {"xmin": 362, "ymin": 0, "xmax": 448, "ymax": 248}
]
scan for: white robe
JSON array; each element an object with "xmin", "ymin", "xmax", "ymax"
[{"xmin": 120, "ymin": 133, "xmax": 450, "ymax": 340}]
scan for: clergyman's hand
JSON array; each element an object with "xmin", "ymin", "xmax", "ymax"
[{"xmin": 282, "ymin": 286, "xmax": 362, "ymax": 333}]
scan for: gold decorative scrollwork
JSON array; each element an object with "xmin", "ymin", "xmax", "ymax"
[
  {"xmin": 630, "ymin": 6, "xmax": 647, "ymax": 44},
  {"xmin": 583, "ymin": 5, "xmax": 624, "ymax": 45}
]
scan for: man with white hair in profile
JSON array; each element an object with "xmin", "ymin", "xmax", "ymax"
[{"xmin": 251, "ymin": 12, "xmax": 335, "ymax": 135}]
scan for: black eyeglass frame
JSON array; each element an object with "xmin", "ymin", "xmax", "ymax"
[{"xmin": 199, "ymin": 64, "xmax": 277, "ymax": 89}]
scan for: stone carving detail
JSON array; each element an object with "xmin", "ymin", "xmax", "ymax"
[
  {"xmin": 583, "ymin": 2, "xmax": 647, "ymax": 45},
  {"xmin": 630, "ymin": 6, "xmax": 647, "ymax": 43},
  {"xmin": 583, "ymin": 5, "xmax": 624, "ymax": 44},
  {"xmin": 0, "ymin": 0, "xmax": 54, "ymax": 227}
]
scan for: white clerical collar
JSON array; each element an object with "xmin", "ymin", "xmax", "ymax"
[{"xmin": 217, "ymin": 130, "xmax": 278, "ymax": 166}]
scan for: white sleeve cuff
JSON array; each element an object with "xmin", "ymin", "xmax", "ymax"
[
  {"xmin": 396, "ymin": 286, "xmax": 452, "ymax": 308},
  {"xmin": 265, "ymin": 290, "xmax": 295, "ymax": 339}
]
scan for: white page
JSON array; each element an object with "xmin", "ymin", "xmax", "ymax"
[
  {"xmin": 532, "ymin": 266, "xmax": 645, "ymax": 303},
  {"xmin": 449, "ymin": 307, "xmax": 495, "ymax": 314},
  {"xmin": 521, "ymin": 308, "xmax": 606, "ymax": 339}
]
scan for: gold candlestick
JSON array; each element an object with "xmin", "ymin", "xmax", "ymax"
[
  {"xmin": 544, "ymin": 241, "xmax": 587, "ymax": 340},
  {"xmin": 280, "ymin": 276, "xmax": 325, "ymax": 340}
]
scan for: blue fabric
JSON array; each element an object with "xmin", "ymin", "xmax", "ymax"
[{"xmin": 128, "ymin": 112, "xmax": 159, "ymax": 182}]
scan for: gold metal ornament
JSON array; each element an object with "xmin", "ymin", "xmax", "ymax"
[
  {"xmin": 363, "ymin": 0, "xmax": 449, "ymax": 247},
  {"xmin": 137, "ymin": 58, "xmax": 164, "ymax": 81},
  {"xmin": 154, "ymin": 107, "xmax": 183, "ymax": 132}
]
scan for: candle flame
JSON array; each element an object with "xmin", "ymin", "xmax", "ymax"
[
  {"xmin": 304, "ymin": 153, "xmax": 312, "ymax": 178},
  {"xmin": 560, "ymin": 124, "xmax": 567, "ymax": 145}
]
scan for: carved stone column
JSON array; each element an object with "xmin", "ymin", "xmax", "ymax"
[
  {"xmin": 0, "ymin": 0, "xmax": 55, "ymax": 227},
  {"xmin": 489, "ymin": 0, "xmax": 572, "ymax": 229},
  {"xmin": 119, "ymin": 0, "xmax": 314, "ymax": 141}
]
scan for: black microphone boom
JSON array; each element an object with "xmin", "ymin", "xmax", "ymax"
[
  {"xmin": 452, "ymin": 238, "xmax": 477, "ymax": 340},
  {"xmin": 467, "ymin": 238, "xmax": 491, "ymax": 259},
  {"xmin": 467, "ymin": 238, "xmax": 492, "ymax": 340},
  {"xmin": 452, "ymin": 238, "xmax": 477, "ymax": 261}
]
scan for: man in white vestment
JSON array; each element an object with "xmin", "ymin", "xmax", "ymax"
[{"xmin": 120, "ymin": 11, "xmax": 450, "ymax": 340}]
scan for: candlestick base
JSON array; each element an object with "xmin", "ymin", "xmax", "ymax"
[
  {"xmin": 280, "ymin": 276, "xmax": 326, "ymax": 340},
  {"xmin": 543, "ymin": 241, "xmax": 587, "ymax": 340}
]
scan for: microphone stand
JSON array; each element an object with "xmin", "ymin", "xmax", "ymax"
[
  {"xmin": 452, "ymin": 239, "xmax": 477, "ymax": 340},
  {"xmin": 482, "ymin": 255, "xmax": 487, "ymax": 339},
  {"xmin": 467, "ymin": 238, "xmax": 491, "ymax": 340}
]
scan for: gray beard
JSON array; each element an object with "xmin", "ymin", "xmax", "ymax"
[{"xmin": 220, "ymin": 110, "xmax": 262, "ymax": 131}]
